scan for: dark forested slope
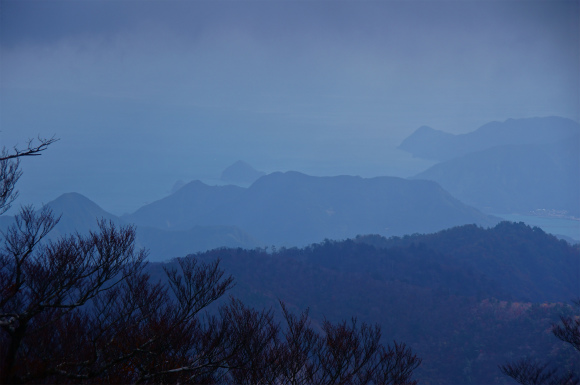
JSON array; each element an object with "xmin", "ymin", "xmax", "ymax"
[
  {"xmin": 355, "ymin": 221, "xmax": 579, "ymax": 302},
  {"xmin": 151, "ymin": 221, "xmax": 579, "ymax": 384}
]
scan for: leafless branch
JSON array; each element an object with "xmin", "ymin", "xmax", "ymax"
[
  {"xmin": 0, "ymin": 136, "xmax": 58, "ymax": 214},
  {"xmin": 0, "ymin": 136, "xmax": 59, "ymax": 162}
]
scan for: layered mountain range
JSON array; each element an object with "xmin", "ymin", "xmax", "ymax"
[
  {"xmin": 399, "ymin": 116, "xmax": 579, "ymax": 161},
  {"xmin": 400, "ymin": 116, "xmax": 580, "ymax": 217},
  {"xmin": 1, "ymin": 172, "xmax": 498, "ymax": 261},
  {"xmin": 2, "ymin": 116, "xmax": 576, "ymax": 260}
]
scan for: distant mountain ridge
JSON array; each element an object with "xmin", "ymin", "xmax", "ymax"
[
  {"xmin": 399, "ymin": 116, "xmax": 579, "ymax": 161},
  {"xmin": 123, "ymin": 171, "xmax": 498, "ymax": 247},
  {"xmin": 122, "ymin": 180, "xmax": 245, "ymax": 230},
  {"xmin": 0, "ymin": 170, "xmax": 498, "ymax": 258},
  {"xmin": 399, "ymin": 116, "xmax": 580, "ymax": 217}
]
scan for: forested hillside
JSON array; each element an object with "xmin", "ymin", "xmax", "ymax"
[{"xmin": 151, "ymin": 222, "xmax": 579, "ymax": 384}]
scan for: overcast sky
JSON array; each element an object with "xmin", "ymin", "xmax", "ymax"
[{"xmin": 1, "ymin": 0, "xmax": 579, "ymax": 214}]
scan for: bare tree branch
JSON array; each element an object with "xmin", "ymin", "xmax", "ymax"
[
  {"xmin": 0, "ymin": 136, "xmax": 59, "ymax": 162},
  {"xmin": 0, "ymin": 136, "xmax": 58, "ymax": 214}
]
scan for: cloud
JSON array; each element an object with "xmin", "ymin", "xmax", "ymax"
[{"xmin": 1, "ymin": 0, "xmax": 578, "ymax": 213}]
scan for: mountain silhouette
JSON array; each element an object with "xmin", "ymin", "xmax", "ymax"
[
  {"xmin": 125, "ymin": 171, "xmax": 498, "ymax": 247},
  {"xmin": 220, "ymin": 160, "xmax": 266, "ymax": 184},
  {"xmin": 399, "ymin": 116, "xmax": 579, "ymax": 161},
  {"xmin": 44, "ymin": 192, "xmax": 123, "ymax": 237},
  {"xmin": 122, "ymin": 180, "xmax": 245, "ymax": 230},
  {"xmin": 413, "ymin": 137, "xmax": 580, "ymax": 216}
]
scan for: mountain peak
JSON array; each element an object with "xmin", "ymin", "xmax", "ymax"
[
  {"xmin": 42, "ymin": 193, "xmax": 121, "ymax": 237},
  {"xmin": 47, "ymin": 192, "xmax": 103, "ymax": 211},
  {"xmin": 220, "ymin": 160, "xmax": 266, "ymax": 184},
  {"xmin": 398, "ymin": 126, "xmax": 454, "ymax": 159}
]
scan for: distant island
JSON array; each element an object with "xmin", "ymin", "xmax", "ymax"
[{"xmin": 220, "ymin": 160, "xmax": 266, "ymax": 184}]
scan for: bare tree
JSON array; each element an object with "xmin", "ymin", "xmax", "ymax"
[
  {"xmin": 0, "ymin": 208, "xmax": 146, "ymax": 383},
  {"xmin": 0, "ymin": 209, "xmax": 278, "ymax": 384},
  {"xmin": 500, "ymin": 359, "xmax": 577, "ymax": 385},
  {"xmin": 224, "ymin": 301, "xmax": 422, "ymax": 385},
  {"xmin": 0, "ymin": 137, "xmax": 57, "ymax": 215},
  {"xmin": 313, "ymin": 317, "xmax": 421, "ymax": 385},
  {"xmin": 277, "ymin": 303, "xmax": 323, "ymax": 385},
  {"xmin": 0, "ymin": 137, "xmax": 269, "ymax": 384},
  {"xmin": 500, "ymin": 300, "xmax": 580, "ymax": 385},
  {"xmin": 553, "ymin": 300, "xmax": 580, "ymax": 353}
]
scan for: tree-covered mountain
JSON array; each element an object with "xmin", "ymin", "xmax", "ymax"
[
  {"xmin": 399, "ymin": 116, "xmax": 579, "ymax": 161},
  {"xmin": 412, "ymin": 136, "xmax": 580, "ymax": 216},
  {"xmin": 123, "ymin": 171, "xmax": 498, "ymax": 247},
  {"xmin": 152, "ymin": 221, "xmax": 579, "ymax": 384},
  {"xmin": 355, "ymin": 221, "xmax": 579, "ymax": 302}
]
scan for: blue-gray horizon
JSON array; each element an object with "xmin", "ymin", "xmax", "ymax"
[{"xmin": 1, "ymin": 0, "xmax": 578, "ymax": 215}]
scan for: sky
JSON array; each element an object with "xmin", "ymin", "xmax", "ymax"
[{"xmin": 1, "ymin": 0, "xmax": 579, "ymax": 215}]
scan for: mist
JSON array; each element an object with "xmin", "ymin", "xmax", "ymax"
[{"xmin": 1, "ymin": 0, "xmax": 578, "ymax": 214}]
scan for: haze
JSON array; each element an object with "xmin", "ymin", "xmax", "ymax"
[{"xmin": 1, "ymin": 0, "xmax": 578, "ymax": 215}]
